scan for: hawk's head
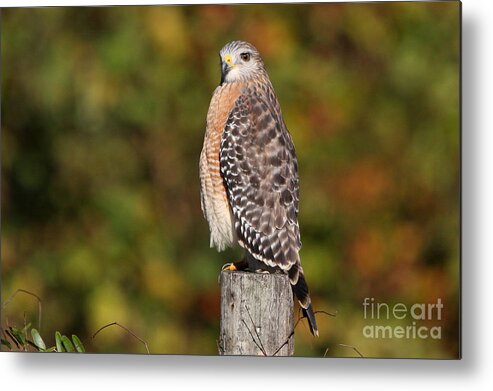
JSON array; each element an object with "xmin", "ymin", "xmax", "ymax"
[{"xmin": 219, "ymin": 41, "xmax": 266, "ymax": 84}]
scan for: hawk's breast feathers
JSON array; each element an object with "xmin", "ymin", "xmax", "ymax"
[{"xmin": 199, "ymin": 82, "xmax": 243, "ymax": 251}]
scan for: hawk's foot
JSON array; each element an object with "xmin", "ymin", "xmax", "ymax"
[
  {"xmin": 221, "ymin": 260, "xmax": 248, "ymax": 271},
  {"xmin": 222, "ymin": 262, "xmax": 237, "ymax": 271}
]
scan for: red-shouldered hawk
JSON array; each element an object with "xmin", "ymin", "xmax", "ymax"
[{"xmin": 199, "ymin": 41, "xmax": 318, "ymax": 336}]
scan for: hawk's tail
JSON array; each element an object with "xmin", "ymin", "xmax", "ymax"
[
  {"xmin": 289, "ymin": 264, "xmax": 319, "ymax": 337},
  {"xmin": 302, "ymin": 305, "xmax": 319, "ymax": 337}
]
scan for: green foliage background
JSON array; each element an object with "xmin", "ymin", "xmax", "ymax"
[{"xmin": 1, "ymin": 2, "xmax": 459, "ymax": 358}]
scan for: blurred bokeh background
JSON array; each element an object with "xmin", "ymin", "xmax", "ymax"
[{"xmin": 1, "ymin": 2, "xmax": 459, "ymax": 358}]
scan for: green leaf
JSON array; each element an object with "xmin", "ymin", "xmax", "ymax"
[
  {"xmin": 72, "ymin": 335, "xmax": 85, "ymax": 353},
  {"xmin": 10, "ymin": 326, "xmax": 26, "ymax": 346},
  {"xmin": 55, "ymin": 331, "xmax": 64, "ymax": 352},
  {"xmin": 44, "ymin": 346, "xmax": 57, "ymax": 352},
  {"xmin": 30, "ymin": 328, "xmax": 46, "ymax": 351},
  {"xmin": 61, "ymin": 335, "xmax": 75, "ymax": 352}
]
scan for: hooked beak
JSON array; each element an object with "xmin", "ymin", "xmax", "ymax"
[{"xmin": 220, "ymin": 54, "xmax": 234, "ymax": 84}]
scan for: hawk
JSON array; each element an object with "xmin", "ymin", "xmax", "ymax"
[{"xmin": 199, "ymin": 41, "xmax": 318, "ymax": 336}]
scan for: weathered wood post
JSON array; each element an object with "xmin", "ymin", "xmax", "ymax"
[{"xmin": 219, "ymin": 270, "xmax": 294, "ymax": 356}]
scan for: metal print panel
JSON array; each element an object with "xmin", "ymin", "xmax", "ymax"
[{"xmin": 1, "ymin": 1, "xmax": 460, "ymax": 358}]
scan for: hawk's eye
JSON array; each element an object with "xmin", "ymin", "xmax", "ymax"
[{"xmin": 240, "ymin": 52, "xmax": 251, "ymax": 62}]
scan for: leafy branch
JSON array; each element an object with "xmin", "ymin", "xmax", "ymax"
[{"xmin": 1, "ymin": 288, "xmax": 85, "ymax": 353}]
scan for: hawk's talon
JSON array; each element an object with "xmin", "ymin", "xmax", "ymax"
[
  {"xmin": 222, "ymin": 260, "xmax": 248, "ymax": 272},
  {"xmin": 222, "ymin": 262, "xmax": 237, "ymax": 271}
]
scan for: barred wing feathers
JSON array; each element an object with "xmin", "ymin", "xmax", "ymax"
[
  {"xmin": 219, "ymin": 89, "xmax": 318, "ymax": 336},
  {"xmin": 220, "ymin": 91, "xmax": 301, "ymax": 268}
]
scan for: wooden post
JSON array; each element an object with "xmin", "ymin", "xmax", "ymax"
[{"xmin": 219, "ymin": 270, "xmax": 294, "ymax": 356}]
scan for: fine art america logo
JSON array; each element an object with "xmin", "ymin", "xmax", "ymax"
[{"xmin": 362, "ymin": 298, "xmax": 443, "ymax": 340}]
